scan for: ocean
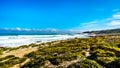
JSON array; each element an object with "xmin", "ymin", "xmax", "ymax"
[{"xmin": 0, "ymin": 34, "xmax": 87, "ymax": 47}]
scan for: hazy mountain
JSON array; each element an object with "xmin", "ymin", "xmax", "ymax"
[
  {"xmin": 0, "ymin": 28, "xmax": 75, "ymax": 35},
  {"xmin": 83, "ymin": 28, "xmax": 120, "ymax": 34}
]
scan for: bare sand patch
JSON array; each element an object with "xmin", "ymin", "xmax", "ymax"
[{"xmin": 1, "ymin": 47, "xmax": 38, "ymax": 58}]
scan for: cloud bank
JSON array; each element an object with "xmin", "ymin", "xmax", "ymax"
[{"xmin": 73, "ymin": 12, "xmax": 120, "ymax": 31}]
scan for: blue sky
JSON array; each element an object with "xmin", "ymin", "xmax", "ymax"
[{"xmin": 0, "ymin": 0, "xmax": 120, "ymax": 31}]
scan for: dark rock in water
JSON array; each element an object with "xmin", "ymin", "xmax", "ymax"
[
  {"xmin": 36, "ymin": 41, "xmax": 41, "ymax": 43},
  {"xmin": 0, "ymin": 47, "xmax": 4, "ymax": 48}
]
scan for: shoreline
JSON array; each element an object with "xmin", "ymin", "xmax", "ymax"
[{"xmin": 0, "ymin": 34, "xmax": 88, "ymax": 48}]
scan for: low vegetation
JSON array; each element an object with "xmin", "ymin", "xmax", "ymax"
[{"xmin": 0, "ymin": 35, "xmax": 120, "ymax": 68}]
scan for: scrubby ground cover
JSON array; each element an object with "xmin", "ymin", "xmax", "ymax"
[{"xmin": 0, "ymin": 35, "xmax": 120, "ymax": 68}]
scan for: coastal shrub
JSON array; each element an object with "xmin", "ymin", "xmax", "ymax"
[
  {"xmin": 57, "ymin": 66, "xmax": 65, "ymax": 68},
  {"xmin": 98, "ymin": 46, "xmax": 120, "ymax": 57},
  {"xmin": 67, "ymin": 59, "xmax": 101, "ymax": 68},
  {"xmin": 117, "ymin": 44, "xmax": 120, "ymax": 48},
  {"xmin": 21, "ymin": 56, "xmax": 45, "ymax": 68},
  {"xmin": 81, "ymin": 51, "xmax": 87, "ymax": 56},
  {"xmin": 0, "ymin": 55, "xmax": 15, "ymax": 61},
  {"xmin": 48, "ymin": 57, "xmax": 62, "ymax": 65},
  {"xmin": 96, "ymin": 52, "xmax": 115, "ymax": 57},
  {"xmin": 45, "ymin": 53, "xmax": 78, "ymax": 65},
  {"xmin": 91, "ymin": 49, "xmax": 116, "ymax": 58},
  {"xmin": 81, "ymin": 45, "xmax": 90, "ymax": 50},
  {"xmin": 0, "ymin": 47, "xmax": 14, "ymax": 55},
  {"xmin": 24, "ymin": 51, "xmax": 41, "ymax": 58},
  {"xmin": 0, "ymin": 50, "xmax": 3, "ymax": 55},
  {"xmin": 29, "ymin": 43, "xmax": 39, "ymax": 47},
  {"xmin": 61, "ymin": 53, "xmax": 78, "ymax": 61},
  {"xmin": 96, "ymin": 57, "xmax": 115, "ymax": 66},
  {"xmin": 19, "ymin": 57, "xmax": 27, "ymax": 63},
  {"xmin": 0, "ymin": 47, "xmax": 12, "ymax": 52},
  {"xmin": 109, "ymin": 58, "xmax": 120, "ymax": 68},
  {"xmin": 0, "ymin": 57, "xmax": 26, "ymax": 68},
  {"xmin": 19, "ymin": 45, "xmax": 29, "ymax": 48}
]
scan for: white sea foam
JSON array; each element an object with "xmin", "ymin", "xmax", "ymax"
[{"xmin": 0, "ymin": 34, "xmax": 87, "ymax": 47}]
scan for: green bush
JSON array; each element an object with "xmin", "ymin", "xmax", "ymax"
[
  {"xmin": 0, "ymin": 57, "xmax": 26, "ymax": 68},
  {"xmin": 109, "ymin": 58, "xmax": 120, "ymax": 68},
  {"xmin": 0, "ymin": 55, "xmax": 15, "ymax": 61},
  {"xmin": 67, "ymin": 59, "xmax": 102, "ymax": 68},
  {"xmin": 96, "ymin": 57, "xmax": 115, "ymax": 66},
  {"xmin": 48, "ymin": 57, "xmax": 62, "ymax": 65},
  {"xmin": 21, "ymin": 56, "xmax": 45, "ymax": 68}
]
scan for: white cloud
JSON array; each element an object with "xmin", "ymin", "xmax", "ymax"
[
  {"xmin": 45, "ymin": 28, "xmax": 57, "ymax": 31},
  {"xmin": 15, "ymin": 27, "xmax": 22, "ymax": 31},
  {"xmin": 81, "ymin": 21, "xmax": 99, "ymax": 29},
  {"xmin": 72, "ymin": 12, "xmax": 120, "ymax": 31},
  {"xmin": 2, "ymin": 27, "xmax": 32, "ymax": 31},
  {"xmin": 107, "ymin": 13, "xmax": 120, "ymax": 26},
  {"xmin": 82, "ymin": 21, "xmax": 98, "ymax": 26},
  {"xmin": 3, "ymin": 28, "xmax": 9, "ymax": 30},
  {"xmin": 23, "ymin": 28, "xmax": 31, "ymax": 31},
  {"xmin": 107, "ymin": 20, "xmax": 120, "ymax": 26},
  {"xmin": 72, "ymin": 20, "xmax": 103, "ymax": 31},
  {"xmin": 113, "ymin": 9, "xmax": 120, "ymax": 12},
  {"xmin": 112, "ymin": 14, "xmax": 120, "ymax": 19}
]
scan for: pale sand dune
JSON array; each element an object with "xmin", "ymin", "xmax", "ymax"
[{"xmin": 1, "ymin": 47, "xmax": 38, "ymax": 58}]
